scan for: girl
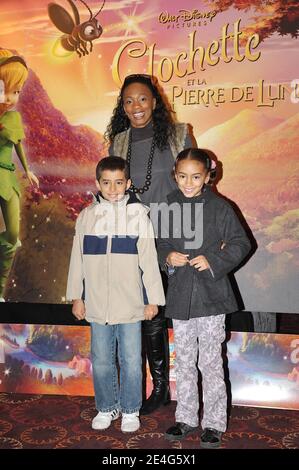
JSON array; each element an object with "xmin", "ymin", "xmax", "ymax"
[
  {"xmin": 106, "ymin": 74, "xmax": 196, "ymax": 415},
  {"xmin": 157, "ymin": 148, "xmax": 251, "ymax": 448},
  {"xmin": 0, "ymin": 49, "xmax": 39, "ymax": 301}
]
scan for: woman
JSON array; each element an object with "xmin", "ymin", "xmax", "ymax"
[
  {"xmin": 106, "ymin": 74, "xmax": 196, "ymax": 414},
  {"xmin": 0, "ymin": 50, "xmax": 39, "ymax": 301}
]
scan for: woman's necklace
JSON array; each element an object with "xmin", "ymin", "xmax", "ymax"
[{"xmin": 126, "ymin": 130, "xmax": 156, "ymax": 194}]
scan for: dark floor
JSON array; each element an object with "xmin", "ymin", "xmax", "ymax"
[{"xmin": 0, "ymin": 393, "xmax": 298, "ymax": 450}]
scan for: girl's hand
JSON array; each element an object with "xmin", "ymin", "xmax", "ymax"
[
  {"xmin": 166, "ymin": 251, "xmax": 189, "ymax": 267},
  {"xmin": 0, "ymin": 123, "xmax": 4, "ymax": 131},
  {"xmin": 26, "ymin": 170, "xmax": 39, "ymax": 187},
  {"xmin": 72, "ymin": 299, "xmax": 86, "ymax": 320},
  {"xmin": 144, "ymin": 304, "xmax": 158, "ymax": 320},
  {"xmin": 189, "ymin": 255, "xmax": 210, "ymax": 271}
]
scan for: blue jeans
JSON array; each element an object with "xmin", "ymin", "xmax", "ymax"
[{"xmin": 91, "ymin": 322, "xmax": 142, "ymax": 414}]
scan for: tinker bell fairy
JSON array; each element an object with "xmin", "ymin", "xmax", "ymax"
[{"xmin": 0, "ymin": 49, "xmax": 39, "ymax": 301}]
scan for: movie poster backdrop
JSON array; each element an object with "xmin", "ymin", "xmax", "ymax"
[{"xmin": 0, "ymin": 0, "xmax": 298, "ymax": 313}]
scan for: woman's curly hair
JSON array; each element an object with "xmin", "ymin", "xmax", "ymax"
[{"xmin": 105, "ymin": 75, "xmax": 176, "ymax": 151}]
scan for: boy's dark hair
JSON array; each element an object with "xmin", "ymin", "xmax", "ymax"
[
  {"xmin": 96, "ymin": 156, "xmax": 130, "ymax": 181},
  {"xmin": 174, "ymin": 148, "xmax": 217, "ymax": 181}
]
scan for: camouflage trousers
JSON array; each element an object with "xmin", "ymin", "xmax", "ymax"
[{"xmin": 173, "ymin": 314, "xmax": 227, "ymax": 432}]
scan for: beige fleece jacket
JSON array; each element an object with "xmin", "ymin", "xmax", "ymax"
[{"xmin": 66, "ymin": 193, "xmax": 165, "ymax": 324}]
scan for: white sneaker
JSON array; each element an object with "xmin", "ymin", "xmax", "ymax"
[
  {"xmin": 121, "ymin": 412, "xmax": 140, "ymax": 433},
  {"xmin": 92, "ymin": 409, "xmax": 120, "ymax": 430}
]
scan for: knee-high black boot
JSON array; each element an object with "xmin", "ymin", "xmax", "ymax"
[{"xmin": 140, "ymin": 313, "xmax": 171, "ymax": 415}]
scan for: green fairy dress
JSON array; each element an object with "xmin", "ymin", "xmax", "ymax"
[{"xmin": 0, "ymin": 110, "xmax": 27, "ymax": 201}]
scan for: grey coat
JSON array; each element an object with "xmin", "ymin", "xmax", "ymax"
[
  {"xmin": 112, "ymin": 123, "xmax": 188, "ymax": 160},
  {"xmin": 157, "ymin": 186, "xmax": 251, "ymax": 319}
]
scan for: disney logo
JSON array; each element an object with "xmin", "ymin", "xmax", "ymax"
[{"xmin": 159, "ymin": 9, "xmax": 217, "ymax": 24}]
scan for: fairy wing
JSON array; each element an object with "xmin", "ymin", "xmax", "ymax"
[{"xmin": 48, "ymin": 3, "xmax": 76, "ymax": 34}]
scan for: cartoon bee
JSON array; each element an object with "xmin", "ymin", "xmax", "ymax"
[{"xmin": 48, "ymin": 0, "xmax": 105, "ymax": 58}]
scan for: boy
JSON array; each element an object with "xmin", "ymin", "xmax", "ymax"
[{"xmin": 66, "ymin": 156, "xmax": 165, "ymax": 433}]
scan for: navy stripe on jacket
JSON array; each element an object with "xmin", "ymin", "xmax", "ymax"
[
  {"xmin": 83, "ymin": 235, "xmax": 108, "ymax": 254},
  {"xmin": 111, "ymin": 235, "xmax": 138, "ymax": 254},
  {"xmin": 83, "ymin": 235, "xmax": 139, "ymax": 255}
]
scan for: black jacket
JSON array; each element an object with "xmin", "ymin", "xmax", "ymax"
[{"xmin": 157, "ymin": 185, "xmax": 251, "ymax": 319}]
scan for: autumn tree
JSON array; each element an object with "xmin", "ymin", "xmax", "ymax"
[{"xmin": 206, "ymin": 0, "xmax": 299, "ymax": 40}]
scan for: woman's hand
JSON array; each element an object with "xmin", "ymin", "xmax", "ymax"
[
  {"xmin": 189, "ymin": 255, "xmax": 210, "ymax": 271},
  {"xmin": 26, "ymin": 170, "xmax": 39, "ymax": 187},
  {"xmin": 72, "ymin": 299, "xmax": 86, "ymax": 320},
  {"xmin": 144, "ymin": 304, "xmax": 158, "ymax": 320},
  {"xmin": 166, "ymin": 251, "xmax": 189, "ymax": 267}
]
